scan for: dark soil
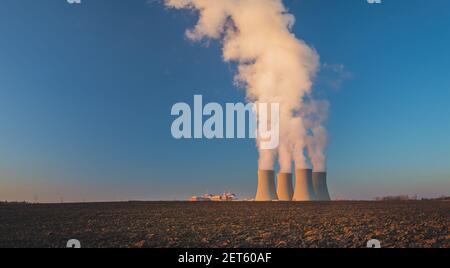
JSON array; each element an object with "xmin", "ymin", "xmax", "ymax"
[{"xmin": 0, "ymin": 201, "xmax": 448, "ymax": 248}]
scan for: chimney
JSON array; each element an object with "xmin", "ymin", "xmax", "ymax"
[
  {"xmin": 292, "ymin": 169, "xmax": 316, "ymax": 201},
  {"xmin": 312, "ymin": 172, "xmax": 331, "ymax": 201},
  {"xmin": 255, "ymin": 170, "xmax": 278, "ymax": 201},
  {"xmin": 277, "ymin": 173, "xmax": 293, "ymax": 201}
]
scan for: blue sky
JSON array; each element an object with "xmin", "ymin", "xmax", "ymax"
[{"xmin": 0, "ymin": 0, "xmax": 449, "ymax": 202}]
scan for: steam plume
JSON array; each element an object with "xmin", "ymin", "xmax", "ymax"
[
  {"xmin": 165, "ymin": 0, "xmax": 323, "ymax": 171},
  {"xmin": 304, "ymin": 99, "xmax": 329, "ymax": 172}
]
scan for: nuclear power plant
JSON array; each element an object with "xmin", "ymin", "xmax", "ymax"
[
  {"xmin": 313, "ymin": 172, "xmax": 331, "ymax": 201},
  {"xmin": 167, "ymin": 0, "xmax": 331, "ymax": 203},
  {"xmin": 255, "ymin": 170, "xmax": 278, "ymax": 201},
  {"xmin": 255, "ymin": 169, "xmax": 331, "ymax": 201},
  {"xmin": 293, "ymin": 169, "xmax": 316, "ymax": 201},
  {"xmin": 277, "ymin": 173, "xmax": 293, "ymax": 201}
]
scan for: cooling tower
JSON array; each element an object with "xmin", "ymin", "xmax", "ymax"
[
  {"xmin": 312, "ymin": 172, "xmax": 331, "ymax": 201},
  {"xmin": 292, "ymin": 169, "xmax": 316, "ymax": 201},
  {"xmin": 255, "ymin": 170, "xmax": 278, "ymax": 201},
  {"xmin": 277, "ymin": 173, "xmax": 293, "ymax": 201}
]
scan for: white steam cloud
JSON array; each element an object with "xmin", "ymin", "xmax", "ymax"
[
  {"xmin": 165, "ymin": 0, "xmax": 328, "ymax": 172},
  {"xmin": 304, "ymin": 99, "xmax": 329, "ymax": 172}
]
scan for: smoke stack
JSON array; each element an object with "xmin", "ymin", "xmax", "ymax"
[
  {"xmin": 277, "ymin": 173, "xmax": 293, "ymax": 201},
  {"xmin": 255, "ymin": 170, "xmax": 278, "ymax": 201},
  {"xmin": 292, "ymin": 169, "xmax": 316, "ymax": 201},
  {"xmin": 312, "ymin": 172, "xmax": 331, "ymax": 201}
]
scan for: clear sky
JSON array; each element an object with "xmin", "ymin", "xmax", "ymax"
[{"xmin": 0, "ymin": 0, "xmax": 449, "ymax": 202}]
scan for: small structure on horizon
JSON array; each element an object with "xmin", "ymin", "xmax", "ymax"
[{"xmin": 190, "ymin": 192, "xmax": 237, "ymax": 202}]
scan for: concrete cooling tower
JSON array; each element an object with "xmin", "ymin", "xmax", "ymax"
[
  {"xmin": 292, "ymin": 169, "xmax": 316, "ymax": 201},
  {"xmin": 255, "ymin": 170, "xmax": 278, "ymax": 201},
  {"xmin": 277, "ymin": 173, "xmax": 293, "ymax": 201},
  {"xmin": 312, "ymin": 172, "xmax": 331, "ymax": 201}
]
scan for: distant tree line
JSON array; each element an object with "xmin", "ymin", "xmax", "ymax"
[
  {"xmin": 374, "ymin": 195, "xmax": 449, "ymax": 201},
  {"xmin": 0, "ymin": 200, "xmax": 30, "ymax": 204}
]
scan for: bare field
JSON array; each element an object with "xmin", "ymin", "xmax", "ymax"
[{"xmin": 0, "ymin": 201, "xmax": 448, "ymax": 248}]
